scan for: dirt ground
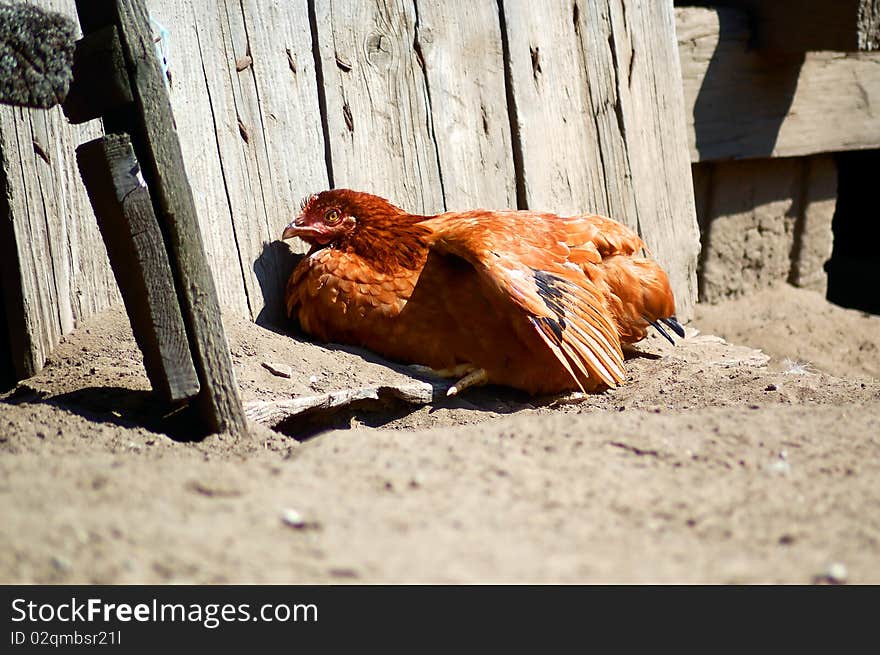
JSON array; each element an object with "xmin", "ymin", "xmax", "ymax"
[{"xmin": 1, "ymin": 282, "xmax": 878, "ymax": 584}]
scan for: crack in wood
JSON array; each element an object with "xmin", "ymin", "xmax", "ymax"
[
  {"xmin": 307, "ymin": 0, "xmax": 334, "ymax": 187},
  {"xmin": 497, "ymin": 0, "xmax": 528, "ymax": 209},
  {"xmin": 411, "ymin": 0, "xmax": 446, "ymax": 209}
]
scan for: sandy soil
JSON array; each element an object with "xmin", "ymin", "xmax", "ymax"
[{"xmin": 1, "ymin": 283, "xmax": 878, "ymax": 584}]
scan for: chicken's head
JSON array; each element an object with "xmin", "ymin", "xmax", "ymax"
[{"xmin": 282, "ymin": 189, "xmax": 379, "ymax": 246}]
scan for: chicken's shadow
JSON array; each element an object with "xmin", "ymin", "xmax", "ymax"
[{"xmin": 254, "ymin": 240, "xmax": 303, "ymax": 329}]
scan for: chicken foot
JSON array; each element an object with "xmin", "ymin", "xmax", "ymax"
[
  {"xmin": 405, "ymin": 363, "xmax": 489, "ymax": 396},
  {"xmin": 447, "ymin": 368, "xmax": 489, "ymax": 396}
]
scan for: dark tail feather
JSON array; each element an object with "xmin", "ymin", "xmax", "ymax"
[
  {"xmin": 648, "ymin": 319, "xmax": 675, "ymax": 345},
  {"xmin": 660, "ymin": 316, "xmax": 685, "ymax": 338},
  {"xmin": 646, "ymin": 316, "xmax": 685, "ymax": 345}
]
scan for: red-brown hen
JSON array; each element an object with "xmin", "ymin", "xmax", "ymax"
[{"xmin": 282, "ymin": 189, "xmax": 683, "ymax": 395}]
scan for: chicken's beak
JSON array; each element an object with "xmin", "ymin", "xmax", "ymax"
[{"xmin": 281, "ymin": 215, "xmax": 306, "ymax": 240}]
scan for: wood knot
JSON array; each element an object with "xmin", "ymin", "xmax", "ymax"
[{"xmin": 365, "ymin": 32, "xmax": 393, "ymax": 67}]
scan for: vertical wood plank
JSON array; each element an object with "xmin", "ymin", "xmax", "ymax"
[
  {"xmin": 314, "ymin": 0, "xmax": 444, "ymax": 214},
  {"xmin": 501, "ymin": 0, "xmax": 699, "ymax": 320},
  {"xmin": 236, "ymin": 0, "xmax": 330, "ymax": 322},
  {"xmin": 146, "ymin": 0, "xmax": 328, "ymax": 324},
  {"xmin": 0, "ymin": 0, "xmax": 115, "ymax": 380},
  {"xmin": 609, "ymin": 0, "xmax": 700, "ymax": 321},
  {"xmin": 500, "ymin": 1, "xmax": 607, "ymax": 216},
  {"xmin": 414, "ymin": 0, "xmax": 516, "ymax": 210}
]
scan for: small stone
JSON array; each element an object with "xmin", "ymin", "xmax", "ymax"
[
  {"xmin": 765, "ymin": 384, "xmax": 777, "ymax": 391},
  {"xmin": 281, "ymin": 508, "xmax": 306, "ymax": 528},
  {"xmin": 814, "ymin": 562, "xmax": 848, "ymax": 584},
  {"xmin": 827, "ymin": 562, "xmax": 848, "ymax": 583},
  {"xmin": 262, "ymin": 361, "xmax": 292, "ymax": 378},
  {"xmin": 765, "ymin": 456, "xmax": 791, "ymax": 475},
  {"xmin": 50, "ymin": 555, "xmax": 71, "ymax": 572},
  {"xmin": 329, "ymin": 567, "xmax": 359, "ymax": 578}
]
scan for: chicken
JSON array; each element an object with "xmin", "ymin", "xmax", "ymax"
[{"xmin": 282, "ymin": 189, "xmax": 684, "ymax": 395}]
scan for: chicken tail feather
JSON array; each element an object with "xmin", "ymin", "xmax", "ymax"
[
  {"xmin": 532, "ymin": 271, "xmax": 627, "ymax": 388},
  {"xmin": 647, "ymin": 319, "xmax": 675, "ymax": 345},
  {"xmin": 660, "ymin": 316, "xmax": 685, "ymax": 338}
]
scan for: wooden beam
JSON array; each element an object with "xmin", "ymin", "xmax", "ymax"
[
  {"xmin": 109, "ymin": 0, "xmax": 246, "ymax": 435},
  {"xmin": 70, "ymin": 0, "xmax": 247, "ymax": 436},
  {"xmin": 63, "ymin": 25, "xmax": 133, "ymax": 124},
  {"xmin": 677, "ymin": 0, "xmax": 880, "ymax": 53},
  {"xmin": 677, "ymin": 7, "xmax": 880, "ymax": 162},
  {"xmin": 76, "ymin": 134, "xmax": 200, "ymax": 403}
]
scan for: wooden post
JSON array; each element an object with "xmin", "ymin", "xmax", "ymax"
[
  {"xmin": 67, "ymin": 0, "xmax": 247, "ymax": 437},
  {"xmin": 688, "ymin": 0, "xmax": 880, "ymax": 52},
  {"xmin": 63, "ymin": 25, "xmax": 133, "ymax": 124},
  {"xmin": 76, "ymin": 134, "xmax": 200, "ymax": 403}
]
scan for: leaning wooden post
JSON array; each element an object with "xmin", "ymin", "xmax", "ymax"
[
  {"xmin": 76, "ymin": 134, "xmax": 200, "ymax": 404},
  {"xmin": 64, "ymin": 0, "xmax": 247, "ymax": 437}
]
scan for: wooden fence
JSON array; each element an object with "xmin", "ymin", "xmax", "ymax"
[{"xmin": 0, "ymin": 0, "xmax": 701, "ymax": 383}]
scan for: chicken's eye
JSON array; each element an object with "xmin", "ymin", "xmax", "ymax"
[{"xmin": 325, "ymin": 209, "xmax": 341, "ymax": 224}]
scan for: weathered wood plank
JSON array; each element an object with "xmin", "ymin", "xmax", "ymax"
[
  {"xmin": 77, "ymin": 134, "xmax": 200, "ymax": 402},
  {"xmin": 501, "ymin": 1, "xmax": 607, "ymax": 217},
  {"xmin": 0, "ymin": 0, "xmax": 117, "ymax": 381},
  {"xmin": 141, "ymin": 1, "xmax": 246, "ymax": 317},
  {"xmin": 606, "ymin": 0, "xmax": 701, "ymax": 323},
  {"xmin": 105, "ymin": 0, "xmax": 247, "ymax": 435},
  {"xmin": 314, "ymin": 0, "xmax": 444, "ymax": 214},
  {"xmin": 145, "ymin": 0, "xmax": 328, "ymax": 325},
  {"xmin": 413, "ymin": 1, "xmax": 516, "ymax": 210},
  {"xmin": 677, "ymin": 7, "xmax": 880, "ymax": 162},
  {"xmin": 681, "ymin": 0, "xmax": 880, "ymax": 53},
  {"xmin": 244, "ymin": 380, "xmax": 450, "ymax": 429},
  {"xmin": 234, "ymin": 0, "xmax": 330, "ymax": 323},
  {"xmin": 0, "ymin": 111, "xmax": 114, "ymax": 377},
  {"xmin": 503, "ymin": 0, "xmax": 700, "ymax": 320},
  {"xmin": 63, "ymin": 24, "xmax": 133, "ymax": 124}
]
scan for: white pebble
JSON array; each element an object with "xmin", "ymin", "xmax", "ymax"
[
  {"xmin": 827, "ymin": 562, "xmax": 848, "ymax": 584},
  {"xmin": 281, "ymin": 508, "xmax": 305, "ymax": 528},
  {"xmin": 765, "ymin": 459, "xmax": 791, "ymax": 475}
]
